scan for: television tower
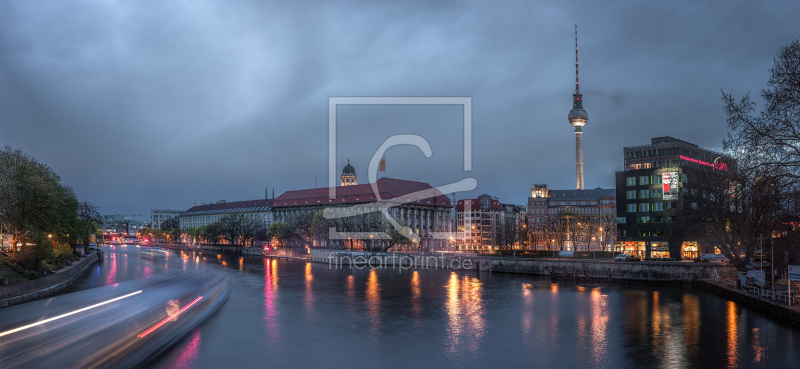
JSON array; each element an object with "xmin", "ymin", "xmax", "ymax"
[{"xmin": 568, "ymin": 24, "xmax": 588, "ymax": 190}]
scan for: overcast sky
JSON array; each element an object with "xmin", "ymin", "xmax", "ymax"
[{"xmin": 1, "ymin": 0, "xmax": 798, "ymax": 220}]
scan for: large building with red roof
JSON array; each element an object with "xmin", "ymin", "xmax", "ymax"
[{"xmin": 272, "ymin": 177, "xmax": 453, "ymax": 250}]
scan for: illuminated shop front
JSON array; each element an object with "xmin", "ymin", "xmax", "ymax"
[
  {"xmin": 681, "ymin": 242, "xmax": 699, "ymax": 260},
  {"xmin": 617, "ymin": 241, "xmax": 646, "ymax": 256},
  {"xmin": 650, "ymin": 242, "xmax": 670, "ymax": 258}
]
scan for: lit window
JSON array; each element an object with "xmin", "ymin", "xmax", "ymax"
[
  {"xmin": 639, "ymin": 203, "xmax": 650, "ymax": 212},
  {"xmin": 626, "ymin": 177, "xmax": 636, "ymax": 186}
]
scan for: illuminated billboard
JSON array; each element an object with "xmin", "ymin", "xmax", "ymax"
[{"xmin": 662, "ymin": 172, "xmax": 679, "ymax": 200}]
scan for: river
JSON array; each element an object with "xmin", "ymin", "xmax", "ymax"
[{"xmin": 70, "ymin": 246, "xmax": 800, "ymax": 368}]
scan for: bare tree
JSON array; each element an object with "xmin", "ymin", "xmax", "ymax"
[
  {"xmin": 723, "ymin": 39, "xmax": 800, "ymax": 183},
  {"xmin": 721, "ymin": 38, "xmax": 800, "ymax": 268}
]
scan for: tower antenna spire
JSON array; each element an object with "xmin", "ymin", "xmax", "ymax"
[
  {"xmin": 575, "ymin": 23, "xmax": 579, "ymax": 91},
  {"xmin": 568, "ymin": 23, "xmax": 588, "ymax": 190}
]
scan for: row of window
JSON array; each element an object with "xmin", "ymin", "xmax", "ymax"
[
  {"xmin": 617, "ymin": 215, "xmax": 677, "ymax": 224},
  {"xmin": 617, "ymin": 229, "xmax": 666, "ymax": 237},
  {"xmin": 625, "ymin": 202, "xmax": 676, "ymax": 212},
  {"xmin": 626, "ymin": 189, "xmax": 663, "ymax": 199},
  {"xmin": 626, "ymin": 174, "xmax": 688, "ymax": 187},
  {"xmin": 625, "ymin": 147, "xmax": 681, "ymax": 159},
  {"xmin": 625, "ymin": 175, "xmax": 663, "ymax": 186}
]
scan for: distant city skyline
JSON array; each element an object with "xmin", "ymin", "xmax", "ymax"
[{"xmin": 1, "ymin": 1, "xmax": 798, "ymax": 217}]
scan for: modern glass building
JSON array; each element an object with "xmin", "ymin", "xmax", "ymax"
[{"xmin": 614, "ymin": 137, "xmax": 735, "ymax": 259}]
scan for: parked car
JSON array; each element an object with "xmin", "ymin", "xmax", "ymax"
[
  {"xmin": 624, "ymin": 254, "xmax": 641, "ymax": 262},
  {"xmin": 615, "ymin": 254, "xmax": 628, "ymax": 261}
]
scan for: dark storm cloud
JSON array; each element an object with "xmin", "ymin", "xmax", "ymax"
[{"xmin": 0, "ymin": 0, "xmax": 798, "ymax": 218}]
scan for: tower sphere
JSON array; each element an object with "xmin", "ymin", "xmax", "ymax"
[{"xmin": 569, "ymin": 105, "xmax": 588, "ymax": 128}]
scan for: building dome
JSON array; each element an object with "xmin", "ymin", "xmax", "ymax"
[
  {"xmin": 340, "ymin": 160, "xmax": 357, "ymax": 186},
  {"xmin": 342, "ymin": 161, "xmax": 356, "ymax": 175}
]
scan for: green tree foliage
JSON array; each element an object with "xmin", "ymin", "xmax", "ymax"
[
  {"xmin": 76, "ymin": 201, "xmax": 101, "ymax": 245},
  {"xmin": 160, "ymin": 217, "xmax": 180, "ymax": 231},
  {"xmin": 380, "ymin": 217, "xmax": 414, "ymax": 252},
  {"xmin": 0, "ymin": 146, "xmax": 80, "ymax": 252},
  {"xmin": 202, "ymin": 222, "xmax": 222, "ymax": 244},
  {"xmin": 267, "ymin": 222, "xmax": 296, "ymax": 246}
]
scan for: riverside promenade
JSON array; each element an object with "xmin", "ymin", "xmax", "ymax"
[{"xmin": 0, "ymin": 253, "xmax": 98, "ymax": 307}]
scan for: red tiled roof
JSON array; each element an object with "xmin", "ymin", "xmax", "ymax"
[
  {"xmin": 272, "ymin": 177, "xmax": 452, "ymax": 208},
  {"xmin": 183, "ymin": 199, "xmax": 274, "ymax": 216},
  {"xmin": 455, "ymin": 198, "xmax": 502, "ymax": 211}
]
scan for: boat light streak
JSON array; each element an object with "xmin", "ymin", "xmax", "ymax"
[
  {"xmin": 137, "ymin": 296, "xmax": 203, "ymax": 338},
  {"xmin": 0, "ymin": 290, "xmax": 143, "ymax": 338}
]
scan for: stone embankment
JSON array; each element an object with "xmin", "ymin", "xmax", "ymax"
[
  {"xmin": 149, "ymin": 243, "xmax": 264, "ymax": 256},
  {"xmin": 309, "ymin": 249, "xmax": 736, "ymax": 283},
  {"xmin": 695, "ymin": 280, "xmax": 800, "ymax": 327}
]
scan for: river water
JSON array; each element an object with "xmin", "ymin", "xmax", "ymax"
[{"xmin": 72, "ymin": 246, "xmax": 800, "ymax": 368}]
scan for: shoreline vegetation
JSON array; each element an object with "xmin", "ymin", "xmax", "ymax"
[{"xmin": 0, "ymin": 146, "xmax": 101, "ymax": 287}]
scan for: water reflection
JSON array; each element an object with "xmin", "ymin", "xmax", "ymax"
[
  {"xmin": 410, "ymin": 271, "xmax": 421, "ymax": 318},
  {"xmin": 520, "ymin": 286, "xmax": 533, "ymax": 340},
  {"xmin": 366, "ymin": 269, "xmax": 381, "ymax": 334},
  {"xmin": 751, "ymin": 328, "xmax": 767, "ymax": 363},
  {"xmin": 589, "ymin": 287, "xmax": 609, "ymax": 366},
  {"xmin": 170, "ymin": 328, "xmax": 202, "ymax": 369},
  {"xmin": 263, "ymin": 259, "xmax": 279, "ymax": 345},
  {"xmin": 105, "ymin": 252, "xmax": 117, "ymax": 286},
  {"xmin": 727, "ymin": 300, "xmax": 739, "ymax": 368},
  {"xmin": 304, "ymin": 263, "xmax": 314, "ymax": 314},
  {"xmin": 444, "ymin": 272, "xmax": 485, "ymax": 358},
  {"xmin": 683, "ymin": 294, "xmax": 700, "ymax": 362}
]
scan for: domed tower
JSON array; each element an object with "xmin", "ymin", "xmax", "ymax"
[
  {"xmin": 341, "ymin": 160, "xmax": 357, "ymax": 186},
  {"xmin": 568, "ymin": 24, "xmax": 588, "ymax": 190}
]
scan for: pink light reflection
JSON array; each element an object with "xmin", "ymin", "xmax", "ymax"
[
  {"xmin": 170, "ymin": 328, "xmax": 202, "ymax": 369},
  {"xmin": 264, "ymin": 259, "xmax": 280, "ymax": 345}
]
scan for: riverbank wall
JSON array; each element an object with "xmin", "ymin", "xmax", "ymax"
[
  {"xmin": 694, "ymin": 280, "xmax": 800, "ymax": 327},
  {"xmin": 148, "ymin": 243, "xmax": 264, "ymax": 256},
  {"xmin": 0, "ymin": 253, "xmax": 98, "ymax": 307},
  {"xmin": 309, "ymin": 249, "xmax": 736, "ymax": 283}
]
